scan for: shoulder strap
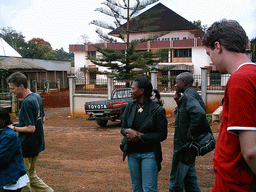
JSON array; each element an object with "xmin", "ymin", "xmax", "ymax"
[{"xmin": 138, "ymin": 105, "xmax": 161, "ymax": 132}]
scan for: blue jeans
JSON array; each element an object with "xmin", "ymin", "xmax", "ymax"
[
  {"xmin": 169, "ymin": 152, "xmax": 200, "ymax": 192},
  {"xmin": 128, "ymin": 152, "xmax": 158, "ymax": 192}
]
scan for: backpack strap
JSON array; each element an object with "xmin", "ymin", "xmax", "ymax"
[{"xmin": 138, "ymin": 105, "xmax": 161, "ymax": 132}]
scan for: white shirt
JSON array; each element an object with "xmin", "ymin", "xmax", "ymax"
[{"xmin": 3, "ymin": 174, "xmax": 29, "ymax": 190}]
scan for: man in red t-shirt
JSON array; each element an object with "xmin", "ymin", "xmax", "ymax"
[{"xmin": 203, "ymin": 19, "xmax": 256, "ymax": 191}]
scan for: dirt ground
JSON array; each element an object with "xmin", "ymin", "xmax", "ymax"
[{"xmin": 24, "ymin": 90, "xmax": 220, "ymax": 192}]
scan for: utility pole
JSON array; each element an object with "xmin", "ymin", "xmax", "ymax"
[
  {"xmin": 126, "ymin": 0, "xmax": 130, "ymax": 47},
  {"xmin": 84, "ymin": 65, "xmax": 86, "ymax": 93}
]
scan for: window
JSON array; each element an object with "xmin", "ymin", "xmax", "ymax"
[
  {"xmin": 210, "ymin": 71, "xmax": 221, "ymax": 86},
  {"xmin": 174, "ymin": 49, "xmax": 192, "ymax": 57},
  {"xmin": 160, "ymin": 49, "xmax": 169, "ymax": 62},
  {"xmin": 88, "ymin": 51, "xmax": 96, "ymax": 58}
]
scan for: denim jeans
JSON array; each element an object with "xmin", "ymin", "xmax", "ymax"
[
  {"xmin": 169, "ymin": 152, "xmax": 200, "ymax": 192},
  {"xmin": 128, "ymin": 152, "xmax": 158, "ymax": 192}
]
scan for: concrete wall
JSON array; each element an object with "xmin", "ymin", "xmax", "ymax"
[
  {"xmin": 69, "ymin": 68, "xmax": 224, "ymax": 117},
  {"xmin": 71, "ymin": 91, "xmax": 224, "ymax": 117},
  {"xmin": 205, "ymin": 91, "xmax": 223, "ymax": 113},
  {"xmin": 71, "ymin": 94, "xmax": 107, "ymax": 116}
]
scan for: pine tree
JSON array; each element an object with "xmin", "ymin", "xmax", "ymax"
[
  {"xmin": 90, "ymin": 0, "xmax": 160, "ymax": 45},
  {"xmin": 88, "ymin": 0, "xmax": 168, "ymax": 81}
]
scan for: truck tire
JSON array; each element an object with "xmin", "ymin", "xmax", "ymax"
[{"xmin": 96, "ymin": 120, "xmax": 108, "ymax": 127}]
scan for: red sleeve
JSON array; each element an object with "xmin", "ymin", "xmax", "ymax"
[{"xmin": 227, "ymin": 74, "xmax": 256, "ymax": 133}]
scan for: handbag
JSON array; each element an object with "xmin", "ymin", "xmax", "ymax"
[
  {"xmin": 189, "ymin": 132, "xmax": 216, "ymax": 156},
  {"xmin": 120, "ymin": 105, "xmax": 161, "ymax": 158},
  {"xmin": 120, "ymin": 136, "xmax": 129, "ymax": 153}
]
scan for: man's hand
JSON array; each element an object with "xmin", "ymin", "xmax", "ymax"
[
  {"xmin": 174, "ymin": 92, "xmax": 181, "ymax": 105},
  {"xmin": 8, "ymin": 124, "xmax": 36, "ymax": 133},
  {"xmin": 8, "ymin": 124, "xmax": 16, "ymax": 131}
]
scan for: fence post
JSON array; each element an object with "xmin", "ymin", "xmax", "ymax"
[
  {"xmin": 57, "ymin": 78, "xmax": 60, "ymax": 91},
  {"xmin": 107, "ymin": 75, "xmax": 114, "ymax": 100},
  {"xmin": 33, "ymin": 80, "xmax": 37, "ymax": 93},
  {"xmin": 201, "ymin": 67, "xmax": 208, "ymax": 105},
  {"xmin": 11, "ymin": 93, "xmax": 17, "ymax": 114},
  {"xmin": 27, "ymin": 81, "xmax": 31, "ymax": 90},
  {"xmin": 46, "ymin": 80, "xmax": 49, "ymax": 93},
  {"xmin": 1, "ymin": 76, "xmax": 4, "ymax": 92},
  {"xmin": 150, "ymin": 70, "xmax": 158, "ymax": 90},
  {"xmin": 68, "ymin": 76, "xmax": 76, "ymax": 117}
]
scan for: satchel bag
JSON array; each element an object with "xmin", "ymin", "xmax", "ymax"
[
  {"xmin": 120, "ymin": 136, "xmax": 129, "ymax": 153},
  {"xmin": 189, "ymin": 132, "xmax": 216, "ymax": 156},
  {"xmin": 120, "ymin": 105, "xmax": 161, "ymax": 156}
]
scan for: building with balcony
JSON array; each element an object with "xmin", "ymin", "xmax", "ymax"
[{"xmin": 69, "ymin": 2, "xmax": 251, "ymax": 89}]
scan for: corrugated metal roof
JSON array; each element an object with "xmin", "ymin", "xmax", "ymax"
[{"xmin": 23, "ymin": 58, "xmax": 71, "ymax": 71}]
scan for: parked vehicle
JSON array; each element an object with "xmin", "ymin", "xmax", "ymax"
[
  {"xmin": 84, "ymin": 88, "xmax": 164, "ymax": 127},
  {"xmin": 84, "ymin": 88, "xmax": 132, "ymax": 127}
]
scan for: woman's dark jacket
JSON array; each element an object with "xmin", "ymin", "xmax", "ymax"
[
  {"xmin": 0, "ymin": 127, "xmax": 27, "ymax": 187},
  {"xmin": 121, "ymin": 99, "xmax": 168, "ymax": 171},
  {"xmin": 174, "ymin": 87, "xmax": 212, "ymax": 153}
]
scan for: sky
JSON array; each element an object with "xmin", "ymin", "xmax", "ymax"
[{"xmin": 1, "ymin": 0, "xmax": 256, "ymax": 52}]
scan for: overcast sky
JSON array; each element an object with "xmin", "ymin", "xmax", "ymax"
[{"xmin": 1, "ymin": 0, "xmax": 256, "ymax": 52}]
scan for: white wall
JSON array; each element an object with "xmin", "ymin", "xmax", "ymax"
[
  {"xmin": 192, "ymin": 47, "xmax": 210, "ymax": 75},
  {"xmin": 156, "ymin": 31, "xmax": 194, "ymax": 41},
  {"xmin": 126, "ymin": 31, "xmax": 195, "ymax": 42},
  {"xmin": 72, "ymin": 94, "xmax": 107, "ymax": 116},
  {"xmin": 74, "ymin": 52, "xmax": 87, "ymax": 72}
]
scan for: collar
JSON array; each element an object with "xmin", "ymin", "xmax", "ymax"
[
  {"xmin": 237, "ymin": 62, "xmax": 256, "ymax": 70},
  {"xmin": 137, "ymin": 98, "xmax": 150, "ymax": 106}
]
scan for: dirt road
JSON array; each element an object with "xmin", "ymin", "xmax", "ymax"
[{"xmin": 33, "ymin": 107, "xmax": 219, "ymax": 192}]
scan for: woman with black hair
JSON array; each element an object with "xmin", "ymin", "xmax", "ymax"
[
  {"xmin": 152, "ymin": 89, "xmax": 163, "ymax": 107},
  {"xmin": 121, "ymin": 76, "xmax": 168, "ymax": 192},
  {"xmin": 0, "ymin": 107, "xmax": 28, "ymax": 192}
]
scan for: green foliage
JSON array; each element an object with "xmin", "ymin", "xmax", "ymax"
[
  {"xmin": 43, "ymin": 50, "xmax": 57, "ymax": 60},
  {"xmin": 0, "ymin": 27, "xmax": 27, "ymax": 50},
  {"xmin": 55, "ymin": 47, "xmax": 74, "ymax": 61},
  {"xmin": 1, "ymin": 27, "xmax": 74, "ymax": 61},
  {"xmin": 98, "ymin": 84, "xmax": 107, "ymax": 88},
  {"xmin": 21, "ymin": 41, "xmax": 54, "ymax": 59},
  {"xmin": 192, "ymin": 20, "xmax": 207, "ymax": 32},
  {"xmin": 206, "ymin": 114, "xmax": 212, "ymax": 124}
]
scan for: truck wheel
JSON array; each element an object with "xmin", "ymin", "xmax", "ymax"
[{"xmin": 96, "ymin": 120, "xmax": 108, "ymax": 127}]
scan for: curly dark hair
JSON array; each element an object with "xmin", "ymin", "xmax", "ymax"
[
  {"xmin": 133, "ymin": 76, "xmax": 153, "ymax": 98},
  {"xmin": 202, "ymin": 19, "xmax": 247, "ymax": 53},
  {"xmin": 0, "ymin": 107, "xmax": 12, "ymax": 129}
]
